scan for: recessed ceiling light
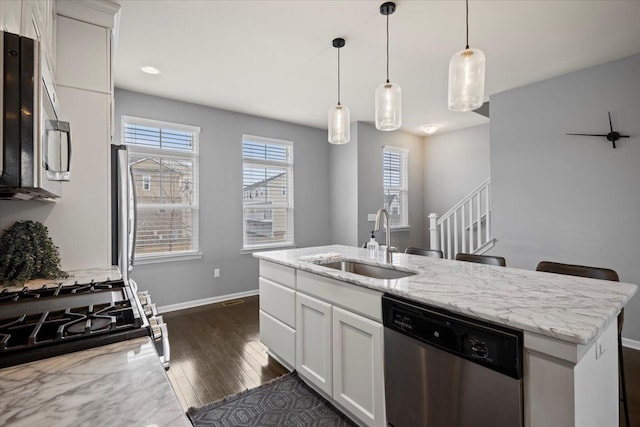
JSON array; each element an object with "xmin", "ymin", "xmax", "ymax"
[
  {"xmin": 141, "ymin": 66, "xmax": 160, "ymax": 75},
  {"xmin": 419, "ymin": 124, "xmax": 441, "ymax": 135}
]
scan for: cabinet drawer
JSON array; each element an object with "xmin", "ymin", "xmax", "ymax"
[
  {"xmin": 260, "ymin": 310, "xmax": 295, "ymax": 368},
  {"xmin": 260, "ymin": 261, "xmax": 296, "ymax": 289},
  {"xmin": 297, "ymin": 270, "xmax": 382, "ymax": 322},
  {"xmin": 259, "ymin": 278, "xmax": 295, "ymax": 328}
]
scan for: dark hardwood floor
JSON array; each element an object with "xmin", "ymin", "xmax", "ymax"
[
  {"xmin": 164, "ymin": 296, "xmax": 640, "ymax": 426},
  {"xmin": 622, "ymin": 347, "xmax": 640, "ymax": 427},
  {"xmin": 163, "ymin": 296, "xmax": 288, "ymax": 410}
]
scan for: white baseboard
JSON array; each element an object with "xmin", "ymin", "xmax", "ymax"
[
  {"xmin": 158, "ymin": 289, "xmax": 259, "ymax": 314},
  {"xmin": 622, "ymin": 337, "xmax": 640, "ymax": 351}
]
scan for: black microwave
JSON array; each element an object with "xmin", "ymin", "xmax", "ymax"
[{"xmin": 0, "ymin": 30, "xmax": 71, "ymax": 200}]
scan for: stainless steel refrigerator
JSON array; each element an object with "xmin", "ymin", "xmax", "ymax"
[{"xmin": 111, "ymin": 144, "xmax": 136, "ymax": 281}]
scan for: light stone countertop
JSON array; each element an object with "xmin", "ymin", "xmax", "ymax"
[
  {"xmin": 0, "ymin": 337, "xmax": 191, "ymax": 427},
  {"xmin": 254, "ymin": 245, "xmax": 637, "ymax": 345},
  {"xmin": 1, "ymin": 266, "xmax": 123, "ymax": 291}
]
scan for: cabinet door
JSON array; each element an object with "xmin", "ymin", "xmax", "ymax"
[
  {"xmin": 259, "ymin": 277, "xmax": 295, "ymax": 327},
  {"xmin": 333, "ymin": 306, "xmax": 385, "ymax": 427},
  {"xmin": 296, "ymin": 292, "xmax": 332, "ymax": 396},
  {"xmin": 2, "ymin": 0, "xmax": 22, "ymax": 33}
]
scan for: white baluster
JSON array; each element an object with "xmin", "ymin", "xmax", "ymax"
[
  {"xmin": 453, "ymin": 210, "xmax": 458, "ymax": 258},
  {"xmin": 469, "ymin": 198, "xmax": 474, "ymax": 252},
  {"xmin": 476, "ymin": 192, "xmax": 481, "ymax": 249},
  {"xmin": 428, "ymin": 213, "xmax": 439, "ymax": 250},
  {"xmin": 446, "ymin": 217, "xmax": 452, "ymax": 259},
  {"xmin": 439, "ymin": 222, "xmax": 445, "ymax": 258},
  {"xmin": 485, "ymin": 184, "xmax": 491, "ymax": 244},
  {"xmin": 461, "ymin": 203, "xmax": 466, "ymax": 253}
]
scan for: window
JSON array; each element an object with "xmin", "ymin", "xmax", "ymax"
[
  {"xmin": 122, "ymin": 115, "xmax": 200, "ymax": 260},
  {"xmin": 242, "ymin": 135, "xmax": 294, "ymax": 250},
  {"xmin": 382, "ymin": 145, "xmax": 409, "ymax": 227}
]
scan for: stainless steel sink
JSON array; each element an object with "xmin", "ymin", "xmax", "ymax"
[{"xmin": 317, "ymin": 260, "xmax": 417, "ymax": 280}]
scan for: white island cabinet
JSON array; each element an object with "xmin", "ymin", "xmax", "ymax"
[
  {"xmin": 259, "ymin": 261, "xmax": 386, "ymax": 427},
  {"xmin": 255, "ymin": 245, "xmax": 637, "ymax": 427}
]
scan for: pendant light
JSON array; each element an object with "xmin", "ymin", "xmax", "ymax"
[
  {"xmin": 328, "ymin": 38, "xmax": 350, "ymax": 144},
  {"xmin": 448, "ymin": 0, "xmax": 485, "ymax": 112},
  {"xmin": 375, "ymin": 2, "xmax": 401, "ymax": 131}
]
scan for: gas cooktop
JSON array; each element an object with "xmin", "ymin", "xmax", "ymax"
[{"xmin": 0, "ymin": 279, "xmax": 149, "ymax": 368}]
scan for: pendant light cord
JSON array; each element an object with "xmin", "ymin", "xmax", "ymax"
[
  {"xmin": 465, "ymin": 0, "xmax": 469, "ymax": 49},
  {"xmin": 337, "ymin": 47, "xmax": 341, "ymax": 105},
  {"xmin": 386, "ymin": 13, "xmax": 390, "ymax": 83}
]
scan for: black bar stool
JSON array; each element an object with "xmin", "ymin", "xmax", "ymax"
[
  {"xmin": 455, "ymin": 253, "xmax": 506, "ymax": 267},
  {"xmin": 535, "ymin": 261, "xmax": 629, "ymax": 427},
  {"xmin": 405, "ymin": 247, "xmax": 443, "ymax": 258}
]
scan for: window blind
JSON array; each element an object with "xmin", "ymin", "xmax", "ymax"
[
  {"xmin": 242, "ymin": 135, "xmax": 294, "ymax": 250},
  {"xmin": 122, "ymin": 116, "xmax": 200, "ymax": 259},
  {"xmin": 383, "ymin": 146, "xmax": 409, "ymax": 227}
]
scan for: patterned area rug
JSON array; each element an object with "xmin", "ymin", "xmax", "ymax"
[{"xmin": 187, "ymin": 371, "xmax": 357, "ymax": 427}]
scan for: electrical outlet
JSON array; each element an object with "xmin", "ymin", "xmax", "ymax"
[
  {"xmin": 214, "ymin": 268, "xmax": 221, "ymax": 278},
  {"xmin": 368, "ymin": 214, "xmax": 376, "ymax": 221}
]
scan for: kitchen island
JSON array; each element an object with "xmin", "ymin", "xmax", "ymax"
[
  {"xmin": 0, "ymin": 337, "xmax": 190, "ymax": 427},
  {"xmin": 254, "ymin": 245, "xmax": 637, "ymax": 427}
]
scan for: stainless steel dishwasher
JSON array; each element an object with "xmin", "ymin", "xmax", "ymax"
[{"xmin": 382, "ymin": 294, "xmax": 524, "ymax": 427}]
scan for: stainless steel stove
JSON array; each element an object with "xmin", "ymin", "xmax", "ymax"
[{"xmin": 0, "ymin": 279, "xmax": 168, "ymax": 369}]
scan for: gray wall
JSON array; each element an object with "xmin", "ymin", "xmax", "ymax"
[
  {"xmin": 329, "ymin": 123, "xmax": 359, "ymax": 246},
  {"xmin": 356, "ymin": 122, "xmax": 425, "ymax": 250},
  {"xmin": 115, "ymin": 89, "xmax": 332, "ymax": 307},
  {"xmin": 423, "ymin": 124, "xmax": 490, "ymax": 217},
  {"xmin": 490, "ymin": 53, "xmax": 640, "ymax": 340}
]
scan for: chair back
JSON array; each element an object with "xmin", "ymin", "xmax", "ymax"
[
  {"xmin": 535, "ymin": 261, "xmax": 619, "ymax": 281},
  {"xmin": 536, "ymin": 260, "xmax": 622, "ymax": 333},
  {"xmin": 455, "ymin": 253, "xmax": 506, "ymax": 267},
  {"xmin": 405, "ymin": 247, "xmax": 444, "ymax": 258}
]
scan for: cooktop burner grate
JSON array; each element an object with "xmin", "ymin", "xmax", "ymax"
[
  {"xmin": 0, "ymin": 279, "xmax": 149, "ymax": 368},
  {"xmin": 0, "ymin": 280, "xmax": 125, "ymax": 303}
]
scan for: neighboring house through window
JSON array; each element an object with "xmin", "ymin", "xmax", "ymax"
[
  {"xmin": 382, "ymin": 145, "xmax": 409, "ymax": 227},
  {"xmin": 122, "ymin": 115, "xmax": 200, "ymax": 260},
  {"xmin": 242, "ymin": 135, "xmax": 294, "ymax": 250}
]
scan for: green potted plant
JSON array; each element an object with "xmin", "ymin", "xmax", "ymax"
[{"xmin": 0, "ymin": 220, "xmax": 69, "ymax": 285}]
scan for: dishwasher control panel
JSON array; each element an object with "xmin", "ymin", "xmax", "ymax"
[{"xmin": 383, "ymin": 294, "xmax": 523, "ymax": 379}]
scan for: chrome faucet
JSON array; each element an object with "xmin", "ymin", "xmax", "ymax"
[{"xmin": 374, "ymin": 208, "xmax": 396, "ymax": 263}]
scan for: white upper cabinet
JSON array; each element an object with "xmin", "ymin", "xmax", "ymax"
[
  {"xmin": 56, "ymin": 15, "xmax": 109, "ymax": 93},
  {"xmin": 1, "ymin": 0, "xmax": 23, "ymax": 34}
]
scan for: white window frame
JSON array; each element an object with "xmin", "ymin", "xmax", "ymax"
[
  {"xmin": 382, "ymin": 145, "xmax": 409, "ymax": 229},
  {"xmin": 242, "ymin": 134, "xmax": 294, "ymax": 252},
  {"xmin": 122, "ymin": 115, "xmax": 201, "ymax": 263}
]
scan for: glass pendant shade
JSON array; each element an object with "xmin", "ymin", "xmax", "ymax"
[
  {"xmin": 328, "ymin": 104, "xmax": 350, "ymax": 144},
  {"xmin": 375, "ymin": 82, "xmax": 401, "ymax": 131},
  {"xmin": 448, "ymin": 47, "xmax": 485, "ymax": 112}
]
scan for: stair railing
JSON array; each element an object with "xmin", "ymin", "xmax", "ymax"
[{"xmin": 428, "ymin": 178, "xmax": 493, "ymax": 259}]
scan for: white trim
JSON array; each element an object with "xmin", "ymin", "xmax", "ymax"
[
  {"xmin": 243, "ymin": 134, "xmax": 294, "ymax": 147},
  {"xmin": 622, "ymin": 337, "xmax": 640, "ymax": 351},
  {"xmin": 57, "ymin": 0, "xmax": 121, "ymax": 29},
  {"xmin": 134, "ymin": 252, "xmax": 203, "ymax": 265},
  {"xmin": 122, "ymin": 115, "xmax": 201, "ymax": 134},
  {"xmin": 382, "ymin": 145, "xmax": 409, "ymax": 154},
  {"xmin": 390, "ymin": 225, "xmax": 411, "ymax": 232},
  {"xmin": 157, "ymin": 289, "xmax": 259, "ymax": 314},
  {"xmin": 241, "ymin": 244, "xmax": 297, "ymax": 255}
]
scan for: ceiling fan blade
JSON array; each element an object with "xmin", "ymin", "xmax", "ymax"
[
  {"xmin": 566, "ymin": 133, "xmax": 608, "ymax": 137},
  {"xmin": 608, "ymin": 111, "xmax": 613, "ymax": 133},
  {"xmin": 619, "ymin": 135, "xmax": 630, "ymax": 138}
]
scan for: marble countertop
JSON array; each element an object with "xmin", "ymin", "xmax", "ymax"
[
  {"xmin": 254, "ymin": 245, "xmax": 637, "ymax": 345},
  {"xmin": 1, "ymin": 266, "xmax": 123, "ymax": 292},
  {"xmin": 0, "ymin": 337, "xmax": 190, "ymax": 427}
]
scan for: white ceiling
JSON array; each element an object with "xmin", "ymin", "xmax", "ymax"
[{"xmin": 113, "ymin": 1, "xmax": 640, "ymax": 136}]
